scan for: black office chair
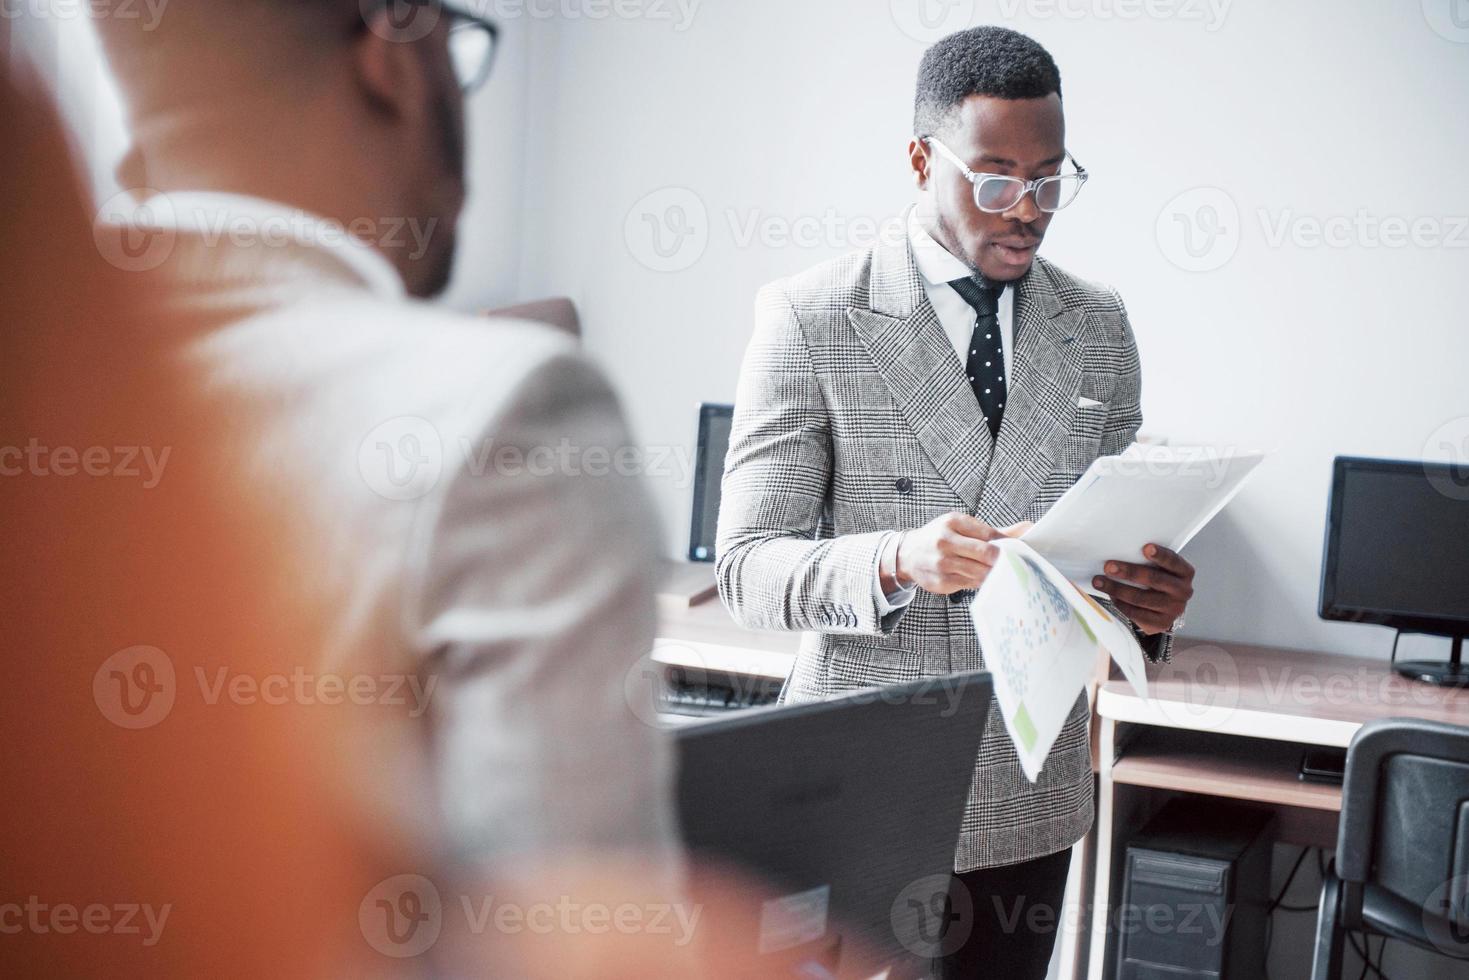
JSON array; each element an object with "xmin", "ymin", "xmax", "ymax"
[{"xmin": 1312, "ymin": 717, "xmax": 1469, "ymax": 978}]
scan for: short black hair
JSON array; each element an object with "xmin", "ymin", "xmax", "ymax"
[{"xmin": 913, "ymin": 26, "xmax": 1062, "ymax": 137}]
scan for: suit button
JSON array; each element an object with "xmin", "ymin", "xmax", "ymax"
[
  {"xmin": 949, "ymin": 590, "xmax": 973, "ymax": 605},
  {"xmin": 895, "ymin": 477, "xmax": 913, "ymax": 494}
]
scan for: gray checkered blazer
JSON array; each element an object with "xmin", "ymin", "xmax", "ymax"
[{"xmin": 715, "ymin": 232, "xmax": 1171, "ymax": 872}]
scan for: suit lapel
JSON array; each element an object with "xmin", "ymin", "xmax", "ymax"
[
  {"xmin": 978, "ymin": 260, "xmax": 1087, "ymax": 525},
  {"xmin": 847, "ymin": 236, "xmax": 993, "ymax": 511}
]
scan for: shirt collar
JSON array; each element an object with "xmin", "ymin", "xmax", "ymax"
[{"xmin": 129, "ymin": 191, "xmax": 407, "ymax": 299}]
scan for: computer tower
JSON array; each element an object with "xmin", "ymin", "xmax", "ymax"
[{"xmin": 1114, "ymin": 797, "xmax": 1274, "ymax": 979}]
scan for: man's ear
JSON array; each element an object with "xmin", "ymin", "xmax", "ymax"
[
  {"xmin": 350, "ymin": 11, "xmax": 433, "ymax": 120},
  {"xmin": 908, "ymin": 139, "xmax": 931, "ymax": 191}
]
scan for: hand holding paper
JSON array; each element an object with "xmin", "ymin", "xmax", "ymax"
[{"xmin": 969, "ymin": 444, "xmax": 1265, "ymax": 781}]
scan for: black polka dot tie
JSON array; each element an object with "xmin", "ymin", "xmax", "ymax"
[{"xmin": 948, "ymin": 276, "xmax": 1007, "ymax": 440}]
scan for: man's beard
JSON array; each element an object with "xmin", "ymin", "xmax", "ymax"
[{"xmin": 412, "ymin": 88, "xmax": 466, "ymax": 298}]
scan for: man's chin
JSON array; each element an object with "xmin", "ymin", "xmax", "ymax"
[
  {"xmin": 979, "ymin": 242, "xmax": 1039, "ymax": 282},
  {"xmin": 406, "ymin": 241, "xmax": 456, "ymax": 300}
]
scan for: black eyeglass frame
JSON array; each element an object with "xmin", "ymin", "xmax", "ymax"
[{"xmin": 357, "ymin": 0, "xmax": 501, "ymax": 94}]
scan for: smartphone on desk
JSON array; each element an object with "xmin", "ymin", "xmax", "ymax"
[{"xmin": 1299, "ymin": 747, "xmax": 1347, "ymax": 784}]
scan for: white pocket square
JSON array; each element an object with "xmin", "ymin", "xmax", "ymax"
[{"xmin": 1077, "ymin": 396, "xmax": 1106, "ymax": 409}]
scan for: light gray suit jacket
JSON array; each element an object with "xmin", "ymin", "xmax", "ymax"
[
  {"xmin": 119, "ymin": 216, "xmax": 681, "ymax": 876},
  {"xmin": 716, "ymin": 234, "xmax": 1170, "ymax": 870}
]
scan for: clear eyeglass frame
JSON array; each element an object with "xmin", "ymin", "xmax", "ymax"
[{"xmin": 923, "ymin": 136, "xmax": 1089, "ymax": 214}]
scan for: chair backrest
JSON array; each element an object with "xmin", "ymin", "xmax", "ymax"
[{"xmin": 1339, "ymin": 717, "xmax": 1469, "ymax": 926}]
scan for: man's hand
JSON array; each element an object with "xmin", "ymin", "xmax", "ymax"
[
  {"xmin": 1092, "ymin": 544, "xmax": 1195, "ymax": 636},
  {"xmin": 894, "ymin": 513, "xmax": 1030, "ymax": 596}
]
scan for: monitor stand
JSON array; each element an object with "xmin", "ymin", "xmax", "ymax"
[{"xmin": 1395, "ymin": 635, "xmax": 1469, "ymax": 687}]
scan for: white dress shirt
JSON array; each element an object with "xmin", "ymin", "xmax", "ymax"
[{"xmin": 871, "ymin": 208, "xmax": 1018, "ymax": 614}]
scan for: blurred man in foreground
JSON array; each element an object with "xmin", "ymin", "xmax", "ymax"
[{"xmin": 93, "ymin": 0, "xmax": 680, "ymax": 875}]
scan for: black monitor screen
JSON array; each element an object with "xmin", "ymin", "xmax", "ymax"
[
  {"xmin": 1322, "ymin": 458, "xmax": 1469, "ymax": 631},
  {"xmin": 688, "ymin": 404, "xmax": 733, "ymax": 562}
]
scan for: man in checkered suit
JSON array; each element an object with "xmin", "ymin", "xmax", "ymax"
[{"xmin": 715, "ymin": 26, "xmax": 1197, "ymax": 979}]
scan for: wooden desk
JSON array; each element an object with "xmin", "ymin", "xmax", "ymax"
[
  {"xmin": 653, "ymin": 599, "xmax": 799, "ymax": 681},
  {"xmin": 1080, "ymin": 639, "xmax": 1469, "ymax": 980}
]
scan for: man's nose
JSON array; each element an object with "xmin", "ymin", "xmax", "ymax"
[{"xmin": 1002, "ymin": 191, "xmax": 1042, "ymax": 224}]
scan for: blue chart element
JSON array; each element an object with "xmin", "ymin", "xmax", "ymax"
[
  {"xmin": 992, "ymin": 553, "xmax": 1079, "ymax": 703},
  {"xmin": 1026, "ymin": 556, "xmax": 1072, "ymax": 620}
]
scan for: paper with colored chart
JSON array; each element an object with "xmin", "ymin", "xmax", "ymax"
[{"xmin": 969, "ymin": 538, "xmax": 1148, "ymax": 782}]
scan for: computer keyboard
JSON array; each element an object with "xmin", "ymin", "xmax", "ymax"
[{"xmin": 656, "ymin": 664, "xmax": 783, "ymax": 717}]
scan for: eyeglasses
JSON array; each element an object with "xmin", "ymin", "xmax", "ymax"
[
  {"xmin": 359, "ymin": 1, "xmax": 500, "ymax": 94},
  {"xmin": 446, "ymin": 8, "xmax": 499, "ymax": 94},
  {"xmin": 923, "ymin": 136, "xmax": 1088, "ymax": 214}
]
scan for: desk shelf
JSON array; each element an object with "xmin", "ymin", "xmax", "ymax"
[{"xmin": 1111, "ymin": 728, "xmax": 1343, "ymax": 812}]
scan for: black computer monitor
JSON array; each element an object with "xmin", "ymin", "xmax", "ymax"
[
  {"xmin": 688, "ymin": 403, "xmax": 733, "ymax": 562},
  {"xmin": 677, "ymin": 671, "xmax": 993, "ymax": 974},
  {"xmin": 1320, "ymin": 456, "xmax": 1469, "ymax": 685}
]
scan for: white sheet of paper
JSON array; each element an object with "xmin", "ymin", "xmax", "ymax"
[
  {"xmin": 1021, "ymin": 445, "xmax": 1265, "ymax": 590},
  {"xmin": 969, "ymin": 539, "xmax": 1147, "ymax": 782}
]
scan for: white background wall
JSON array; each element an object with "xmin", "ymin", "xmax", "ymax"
[{"xmin": 501, "ymin": 0, "xmax": 1469, "ymax": 668}]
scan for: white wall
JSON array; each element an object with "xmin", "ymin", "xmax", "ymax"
[{"xmin": 510, "ymin": 0, "xmax": 1469, "ymax": 664}]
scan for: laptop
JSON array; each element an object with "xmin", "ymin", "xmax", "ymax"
[{"xmin": 677, "ymin": 670, "xmax": 993, "ymax": 976}]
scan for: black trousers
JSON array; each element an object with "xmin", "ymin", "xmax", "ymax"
[{"xmin": 935, "ymin": 847, "xmax": 1073, "ymax": 979}]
